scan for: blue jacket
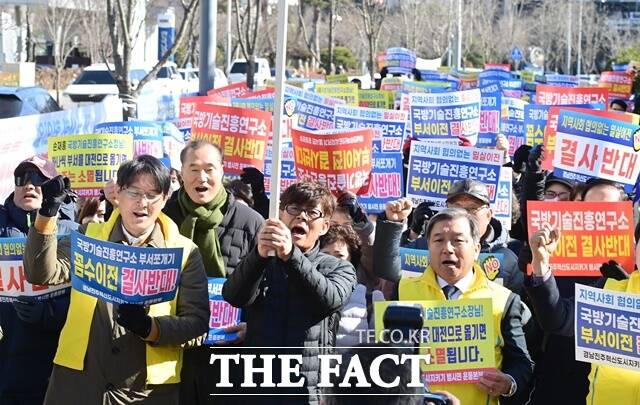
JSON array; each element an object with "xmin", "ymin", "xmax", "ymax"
[{"xmin": 0, "ymin": 194, "xmax": 78, "ymax": 400}]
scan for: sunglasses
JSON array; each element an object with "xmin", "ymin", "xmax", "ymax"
[{"xmin": 15, "ymin": 170, "xmax": 47, "ymax": 187}]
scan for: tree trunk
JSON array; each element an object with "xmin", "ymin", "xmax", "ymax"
[
  {"xmin": 327, "ymin": 0, "xmax": 335, "ymax": 74},
  {"xmin": 368, "ymin": 34, "xmax": 376, "ymax": 80},
  {"xmin": 55, "ymin": 66, "xmax": 61, "ymax": 104},
  {"xmin": 311, "ymin": 5, "xmax": 321, "ymax": 71},
  {"xmin": 247, "ymin": 54, "xmax": 256, "ymax": 89},
  {"xmin": 25, "ymin": 8, "xmax": 32, "ymax": 62}
]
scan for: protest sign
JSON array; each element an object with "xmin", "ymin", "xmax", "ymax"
[
  {"xmin": 0, "ymin": 97, "xmax": 122, "ymax": 202},
  {"xmin": 484, "ymin": 64, "xmax": 510, "ymax": 72},
  {"xmin": 179, "ymin": 95, "xmax": 230, "ymax": 119},
  {"xmin": 94, "ymin": 121, "xmax": 164, "ymax": 158},
  {"xmin": 384, "ymin": 47, "xmax": 417, "ymax": 75},
  {"xmin": 575, "ymin": 283, "xmax": 640, "ymax": 372},
  {"xmin": 524, "ymin": 104, "xmax": 550, "ymax": 146},
  {"xmin": 48, "ymin": 133, "xmax": 133, "ymax": 197},
  {"xmin": 333, "ymin": 105, "xmax": 407, "ymax": 153},
  {"xmin": 191, "ymin": 104, "xmax": 271, "ymax": 175},
  {"xmin": 205, "ymin": 278, "xmax": 242, "ymax": 344},
  {"xmin": 232, "ymin": 96, "xmax": 275, "ymax": 112},
  {"xmin": 358, "ymin": 90, "xmax": 394, "ymax": 109},
  {"xmin": 0, "ymin": 237, "xmax": 69, "ymax": 302},
  {"xmin": 291, "ymin": 127, "xmax": 374, "ymax": 194},
  {"xmin": 207, "ymin": 82, "xmax": 250, "ymax": 98},
  {"xmin": 536, "ymin": 85, "xmax": 609, "ymax": 106},
  {"xmin": 402, "ymin": 80, "xmax": 453, "ymax": 94},
  {"xmin": 410, "ymin": 89, "xmax": 481, "ymax": 145},
  {"xmin": 478, "ymin": 84, "xmax": 501, "ymax": 147},
  {"xmin": 406, "ymin": 141, "xmax": 502, "ymax": 209},
  {"xmin": 399, "ymin": 247, "xmax": 505, "ymax": 284},
  {"xmin": 552, "ymin": 110, "xmax": 640, "ymax": 188},
  {"xmin": 236, "ymin": 87, "xmax": 275, "ymax": 99},
  {"xmin": 315, "ymin": 83, "xmax": 359, "ymax": 106},
  {"xmin": 501, "ymin": 97, "xmax": 527, "ymax": 155},
  {"xmin": 545, "ymin": 74, "xmax": 580, "ymax": 88},
  {"xmin": 374, "ymin": 299, "xmax": 495, "ymax": 384},
  {"xmin": 162, "ymin": 122, "xmax": 186, "ymax": 170},
  {"xmin": 527, "ymin": 201, "xmax": 634, "ymax": 276},
  {"xmin": 599, "ymin": 72, "xmax": 634, "ymax": 103},
  {"xmin": 325, "ymin": 74, "xmax": 349, "ymax": 84},
  {"xmin": 540, "ymin": 104, "xmax": 609, "ymax": 171},
  {"xmin": 70, "ymin": 231, "xmax": 183, "ymax": 305},
  {"xmin": 285, "ymin": 84, "xmax": 343, "ymax": 130},
  {"xmin": 491, "ymin": 167, "xmax": 513, "ymax": 242},
  {"xmin": 264, "ymin": 140, "xmax": 296, "ymax": 197},
  {"xmin": 358, "ymin": 152, "xmax": 404, "ymax": 212},
  {"xmin": 380, "ymin": 77, "xmax": 405, "ymax": 93}
]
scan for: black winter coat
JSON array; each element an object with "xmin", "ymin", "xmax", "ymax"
[
  {"xmin": 163, "ymin": 191, "xmax": 263, "ymax": 275},
  {"xmin": 0, "ymin": 195, "xmax": 78, "ymax": 403},
  {"xmin": 222, "ymin": 243, "xmax": 357, "ymax": 404}
]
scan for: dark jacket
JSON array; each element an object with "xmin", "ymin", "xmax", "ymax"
[
  {"xmin": 222, "ymin": 243, "xmax": 357, "ymax": 404},
  {"xmin": 393, "ymin": 216, "xmax": 523, "ymax": 295},
  {"xmin": 163, "ymin": 191, "xmax": 263, "ymax": 276},
  {"xmin": 524, "ymin": 274, "xmax": 606, "ymax": 405},
  {"xmin": 0, "ymin": 195, "xmax": 78, "ymax": 402}
]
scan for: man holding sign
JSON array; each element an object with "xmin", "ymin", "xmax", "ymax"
[
  {"xmin": 23, "ymin": 155, "xmax": 209, "ymax": 405},
  {"xmin": 377, "ymin": 204, "xmax": 533, "ymax": 404},
  {"xmin": 0, "ymin": 156, "xmax": 78, "ymax": 405}
]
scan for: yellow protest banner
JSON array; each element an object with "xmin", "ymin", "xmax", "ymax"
[
  {"xmin": 315, "ymin": 83, "xmax": 359, "ymax": 106},
  {"xmin": 358, "ymin": 90, "xmax": 394, "ymax": 109},
  {"xmin": 374, "ymin": 299, "xmax": 495, "ymax": 384},
  {"xmin": 48, "ymin": 133, "xmax": 134, "ymax": 197},
  {"xmin": 325, "ymin": 74, "xmax": 349, "ymax": 84}
]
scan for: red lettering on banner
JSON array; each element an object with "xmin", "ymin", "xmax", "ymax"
[{"xmin": 121, "ymin": 268, "xmax": 178, "ymax": 297}]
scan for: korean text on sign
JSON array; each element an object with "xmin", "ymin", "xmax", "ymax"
[
  {"xmin": 575, "ymin": 283, "xmax": 640, "ymax": 372},
  {"xmin": 527, "ymin": 201, "xmax": 634, "ymax": 276},
  {"xmin": 191, "ymin": 104, "xmax": 272, "ymax": 175},
  {"xmin": 291, "ymin": 127, "xmax": 374, "ymax": 195},
  {"xmin": 536, "ymin": 85, "xmax": 609, "ymax": 106},
  {"xmin": 333, "ymin": 105, "xmax": 407, "ymax": 153},
  {"xmin": 95, "ymin": 121, "xmax": 164, "ymax": 158},
  {"xmin": 205, "ymin": 278, "xmax": 242, "ymax": 344},
  {"xmin": 48, "ymin": 133, "xmax": 134, "ymax": 198},
  {"xmin": 285, "ymin": 84, "xmax": 344, "ymax": 131},
  {"xmin": 552, "ymin": 110, "xmax": 640, "ymax": 188},
  {"xmin": 0, "ymin": 237, "xmax": 69, "ymax": 302},
  {"xmin": 406, "ymin": 141, "xmax": 503, "ymax": 209},
  {"xmin": 357, "ymin": 152, "xmax": 404, "ymax": 212},
  {"xmin": 409, "ymin": 89, "xmax": 482, "ymax": 145},
  {"xmin": 374, "ymin": 299, "xmax": 495, "ymax": 384},
  {"xmin": 70, "ymin": 231, "xmax": 183, "ymax": 306}
]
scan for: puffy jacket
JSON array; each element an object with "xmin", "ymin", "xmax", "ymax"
[
  {"xmin": 223, "ymin": 243, "xmax": 357, "ymax": 404},
  {"xmin": 0, "ymin": 194, "xmax": 78, "ymax": 402},
  {"xmin": 163, "ymin": 191, "xmax": 263, "ymax": 275}
]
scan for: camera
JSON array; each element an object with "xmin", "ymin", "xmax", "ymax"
[{"xmin": 423, "ymin": 392, "xmax": 452, "ymax": 405}]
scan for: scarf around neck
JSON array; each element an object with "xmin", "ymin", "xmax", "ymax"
[{"xmin": 177, "ymin": 187, "xmax": 228, "ymax": 277}]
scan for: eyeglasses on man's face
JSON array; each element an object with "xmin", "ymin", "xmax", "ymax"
[
  {"xmin": 448, "ymin": 203, "xmax": 489, "ymax": 214},
  {"xmin": 123, "ymin": 187, "xmax": 164, "ymax": 204},
  {"xmin": 283, "ymin": 204, "xmax": 324, "ymax": 220},
  {"xmin": 544, "ymin": 190, "xmax": 570, "ymax": 200}
]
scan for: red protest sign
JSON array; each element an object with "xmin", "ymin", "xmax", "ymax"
[
  {"xmin": 527, "ymin": 201, "xmax": 634, "ymax": 276},
  {"xmin": 191, "ymin": 104, "xmax": 271, "ymax": 175},
  {"xmin": 291, "ymin": 128, "xmax": 374, "ymax": 195},
  {"xmin": 179, "ymin": 95, "xmax": 230, "ymax": 118},
  {"xmin": 207, "ymin": 82, "xmax": 250, "ymax": 98},
  {"xmin": 541, "ymin": 107, "xmax": 633, "ymax": 171},
  {"xmin": 599, "ymin": 72, "xmax": 633, "ymax": 101},
  {"xmin": 236, "ymin": 87, "xmax": 275, "ymax": 99},
  {"xmin": 536, "ymin": 85, "xmax": 609, "ymax": 106}
]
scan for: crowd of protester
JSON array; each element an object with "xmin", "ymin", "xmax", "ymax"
[{"xmin": 1, "ymin": 101, "xmax": 640, "ymax": 404}]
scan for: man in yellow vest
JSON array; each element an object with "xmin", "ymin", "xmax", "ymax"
[
  {"xmin": 379, "ymin": 200, "xmax": 533, "ymax": 405},
  {"xmin": 23, "ymin": 155, "xmax": 209, "ymax": 405},
  {"xmin": 527, "ymin": 222, "xmax": 640, "ymax": 404}
]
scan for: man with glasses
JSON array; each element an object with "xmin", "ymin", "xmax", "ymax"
[
  {"xmin": 0, "ymin": 156, "xmax": 78, "ymax": 405},
  {"xmin": 223, "ymin": 181, "xmax": 357, "ymax": 404},
  {"xmin": 22, "ymin": 155, "xmax": 209, "ymax": 404}
]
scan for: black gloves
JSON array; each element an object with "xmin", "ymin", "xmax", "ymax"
[
  {"xmin": 13, "ymin": 296, "xmax": 44, "ymax": 324},
  {"xmin": 240, "ymin": 167, "xmax": 266, "ymax": 194},
  {"xmin": 410, "ymin": 201, "xmax": 436, "ymax": 235},
  {"xmin": 337, "ymin": 191, "xmax": 368, "ymax": 224},
  {"xmin": 599, "ymin": 260, "xmax": 629, "ymax": 281},
  {"xmin": 39, "ymin": 175, "xmax": 71, "ymax": 217},
  {"xmin": 526, "ymin": 145, "xmax": 545, "ymax": 173},
  {"xmin": 116, "ymin": 304, "xmax": 152, "ymax": 339}
]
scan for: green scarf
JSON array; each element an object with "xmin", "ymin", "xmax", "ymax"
[{"xmin": 177, "ymin": 187, "xmax": 227, "ymax": 277}]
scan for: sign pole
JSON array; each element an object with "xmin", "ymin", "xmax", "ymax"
[{"xmin": 269, "ymin": 0, "xmax": 289, "ymax": 220}]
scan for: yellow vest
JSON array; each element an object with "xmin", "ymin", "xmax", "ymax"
[
  {"xmin": 399, "ymin": 264, "xmax": 512, "ymax": 405},
  {"xmin": 586, "ymin": 271, "xmax": 640, "ymax": 405},
  {"xmin": 54, "ymin": 209, "xmax": 192, "ymax": 384}
]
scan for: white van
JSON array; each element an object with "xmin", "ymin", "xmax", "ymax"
[{"xmin": 227, "ymin": 58, "xmax": 271, "ymax": 87}]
